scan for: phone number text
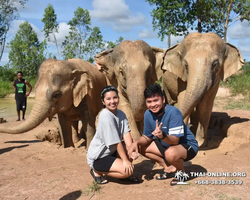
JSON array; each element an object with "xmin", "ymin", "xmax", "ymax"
[{"xmin": 194, "ymin": 179, "xmax": 243, "ymax": 185}]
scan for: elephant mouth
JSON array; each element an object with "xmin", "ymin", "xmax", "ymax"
[{"xmin": 48, "ymin": 106, "xmax": 57, "ymax": 121}]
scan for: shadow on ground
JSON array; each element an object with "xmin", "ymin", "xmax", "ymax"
[
  {"xmin": 59, "ymin": 190, "xmax": 82, "ymax": 200},
  {"xmin": 0, "ymin": 144, "xmax": 29, "ymax": 155}
]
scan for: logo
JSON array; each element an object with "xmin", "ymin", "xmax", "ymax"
[
  {"xmin": 174, "ymin": 170, "xmax": 190, "ymax": 185},
  {"xmin": 162, "ymin": 126, "xmax": 167, "ymax": 129}
]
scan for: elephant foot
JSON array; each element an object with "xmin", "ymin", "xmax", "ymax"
[
  {"xmin": 72, "ymin": 135, "xmax": 80, "ymax": 144},
  {"xmin": 197, "ymin": 137, "xmax": 208, "ymax": 149}
]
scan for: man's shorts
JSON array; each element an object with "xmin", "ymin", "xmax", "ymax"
[
  {"xmin": 16, "ymin": 100, "xmax": 27, "ymax": 111},
  {"xmin": 93, "ymin": 151, "xmax": 117, "ymax": 172},
  {"xmin": 154, "ymin": 139, "xmax": 196, "ymax": 162}
]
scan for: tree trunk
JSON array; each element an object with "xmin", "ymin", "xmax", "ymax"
[
  {"xmin": 224, "ymin": 0, "xmax": 233, "ymax": 42},
  {"xmin": 53, "ymin": 32, "xmax": 60, "ymax": 60}
]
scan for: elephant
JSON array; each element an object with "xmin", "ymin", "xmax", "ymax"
[
  {"xmin": 153, "ymin": 32, "xmax": 244, "ymax": 147},
  {"xmin": 0, "ymin": 58, "xmax": 107, "ymax": 148},
  {"xmin": 94, "ymin": 40, "xmax": 158, "ymax": 139}
]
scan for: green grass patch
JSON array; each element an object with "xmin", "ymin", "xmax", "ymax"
[
  {"xmin": 0, "ymin": 81, "xmax": 15, "ymax": 98},
  {"xmin": 82, "ymin": 181, "xmax": 101, "ymax": 196},
  {"xmin": 223, "ymin": 99, "xmax": 250, "ymax": 110},
  {"xmin": 221, "ymin": 68, "xmax": 250, "ymax": 101}
]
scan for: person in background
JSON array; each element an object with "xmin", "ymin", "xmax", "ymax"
[
  {"xmin": 12, "ymin": 71, "xmax": 32, "ymax": 121},
  {"xmin": 87, "ymin": 85, "xmax": 139, "ymax": 184}
]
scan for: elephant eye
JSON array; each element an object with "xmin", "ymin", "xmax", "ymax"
[
  {"xmin": 52, "ymin": 91, "xmax": 62, "ymax": 99},
  {"xmin": 184, "ymin": 62, "xmax": 188, "ymax": 74},
  {"xmin": 212, "ymin": 60, "xmax": 219, "ymax": 71},
  {"xmin": 119, "ymin": 68, "xmax": 125, "ymax": 76}
]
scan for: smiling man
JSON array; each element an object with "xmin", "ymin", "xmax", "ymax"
[{"xmin": 128, "ymin": 83, "xmax": 198, "ymax": 185}]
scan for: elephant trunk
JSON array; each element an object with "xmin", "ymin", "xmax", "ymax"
[
  {"xmin": 0, "ymin": 99, "xmax": 51, "ymax": 134},
  {"xmin": 126, "ymin": 79, "xmax": 147, "ymax": 122},
  {"xmin": 179, "ymin": 66, "xmax": 211, "ymax": 119}
]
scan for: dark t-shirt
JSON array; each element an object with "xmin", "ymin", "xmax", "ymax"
[{"xmin": 14, "ymin": 79, "xmax": 26, "ymax": 102}]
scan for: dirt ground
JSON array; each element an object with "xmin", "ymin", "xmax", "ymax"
[{"xmin": 0, "ymin": 87, "xmax": 250, "ymax": 200}]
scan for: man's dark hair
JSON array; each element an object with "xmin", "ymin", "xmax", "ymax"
[
  {"xmin": 17, "ymin": 71, "xmax": 23, "ymax": 76},
  {"xmin": 144, "ymin": 83, "xmax": 164, "ymax": 99}
]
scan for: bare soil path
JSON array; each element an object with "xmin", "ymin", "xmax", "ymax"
[{"xmin": 0, "ymin": 87, "xmax": 249, "ymax": 200}]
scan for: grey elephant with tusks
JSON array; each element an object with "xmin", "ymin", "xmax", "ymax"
[
  {"xmin": 0, "ymin": 58, "xmax": 107, "ymax": 148},
  {"xmin": 153, "ymin": 32, "xmax": 244, "ymax": 147}
]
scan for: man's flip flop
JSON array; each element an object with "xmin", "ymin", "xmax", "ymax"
[
  {"xmin": 90, "ymin": 169, "xmax": 108, "ymax": 184},
  {"xmin": 155, "ymin": 172, "xmax": 175, "ymax": 180},
  {"xmin": 170, "ymin": 178, "xmax": 179, "ymax": 186}
]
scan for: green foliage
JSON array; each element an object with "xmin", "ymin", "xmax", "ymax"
[
  {"xmin": 41, "ymin": 4, "xmax": 58, "ymax": 38},
  {"xmin": 0, "ymin": 64, "xmax": 16, "ymax": 81},
  {"xmin": 145, "ymin": 0, "xmax": 250, "ymax": 41},
  {"xmin": 0, "ymin": 0, "xmax": 28, "ymax": 61},
  {"xmin": 106, "ymin": 36, "xmax": 124, "ymax": 49},
  {"xmin": 41, "ymin": 4, "xmax": 60, "ymax": 59},
  {"xmin": 0, "ymin": 80, "xmax": 14, "ymax": 97},
  {"xmin": 61, "ymin": 7, "xmax": 108, "ymax": 62},
  {"xmin": 7, "ymin": 21, "xmax": 46, "ymax": 79},
  {"xmin": 225, "ymin": 70, "xmax": 250, "ymax": 100}
]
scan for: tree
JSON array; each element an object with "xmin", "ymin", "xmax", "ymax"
[
  {"xmin": 8, "ymin": 21, "xmax": 46, "ymax": 78},
  {"xmin": 146, "ymin": 0, "xmax": 250, "ymax": 41},
  {"xmin": 106, "ymin": 36, "xmax": 124, "ymax": 49},
  {"xmin": 211, "ymin": 0, "xmax": 250, "ymax": 41},
  {"xmin": 61, "ymin": 7, "xmax": 106, "ymax": 62},
  {"xmin": 41, "ymin": 4, "xmax": 60, "ymax": 59},
  {"xmin": 0, "ymin": 0, "xmax": 28, "ymax": 61},
  {"xmin": 61, "ymin": 7, "xmax": 91, "ymax": 60}
]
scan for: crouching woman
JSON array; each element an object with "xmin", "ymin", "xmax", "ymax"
[{"xmin": 87, "ymin": 86, "xmax": 139, "ymax": 184}]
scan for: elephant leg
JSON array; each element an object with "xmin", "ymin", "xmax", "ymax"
[
  {"xmin": 194, "ymin": 87, "xmax": 219, "ymax": 147},
  {"xmin": 85, "ymin": 116, "xmax": 96, "ymax": 149},
  {"xmin": 71, "ymin": 120, "xmax": 80, "ymax": 144},
  {"xmin": 80, "ymin": 110, "xmax": 95, "ymax": 149},
  {"xmin": 136, "ymin": 120, "xmax": 144, "ymax": 136},
  {"xmin": 57, "ymin": 113, "xmax": 74, "ymax": 148}
]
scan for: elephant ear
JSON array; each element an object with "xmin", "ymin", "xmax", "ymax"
[
  {"xmin": 162, "ymin": 44, "xmax": 187, "ymax": 82},
  {"xmin": 222, "ymin": 43, "xmax": 245, "ymax": 81},
  {"xmin": 152, "ymin": 47, "xmax": 166, "ymax": 80},
  {"xmin": 72, "ymin": 69, "xmax": 93, "ymax": 107},
  {"xmin": 94, "ymin": 48, "xmax": 114, "ymax": 71}
]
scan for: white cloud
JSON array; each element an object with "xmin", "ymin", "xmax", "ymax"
[
  {"xmin": 8, "ymin": 20, "xmax": 44, "ymax": 41},
  {"xmin": 89, "ymin": 0, "xmax": 146, "ymax": 32},
  {"xmin": 46, "ymin": 22, "xmax": 71, "ymax": 45},
  {"xmin": 228, "ymin": 20, "xmax": 250, "ymax": 39},
  {"xmin": 138, "ymin": 29, "xmax": 157, "ymax": 39}
]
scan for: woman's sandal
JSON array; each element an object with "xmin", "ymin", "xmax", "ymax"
[
  {"xmin": 155, "ymin": 172, "xmax": 175, "ymax": 180},
  {"xmin": 90, "ymin": 169, "xmax": 108, "ymax": 184}
]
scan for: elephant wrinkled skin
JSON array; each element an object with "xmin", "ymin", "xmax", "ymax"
[
  {"xmin": 154, "ymin": 32, "xmax": 244, "ymax": 147},
  {"xmin": 95, "ymin": 40, "xmax": 157, "ymax": 139},
  {"xmin": 0, "ymin": 59, "xmax": 107, "ymax": 148}
]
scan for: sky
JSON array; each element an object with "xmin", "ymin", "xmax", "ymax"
[{"xmin": 1, "ymin": 0, "xmax": 250, "ymax": 66}]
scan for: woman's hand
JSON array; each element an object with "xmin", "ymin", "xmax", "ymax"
[{"xmin": 123, "ymin": 159, "xmax": 134, "ymax": 176}]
